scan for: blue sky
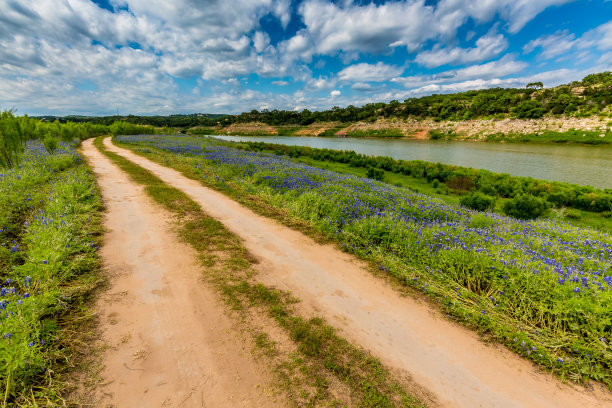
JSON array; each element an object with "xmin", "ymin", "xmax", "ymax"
[{"xmin": 1, "ymin": 0, "xmax": 611, "ymax": 115}]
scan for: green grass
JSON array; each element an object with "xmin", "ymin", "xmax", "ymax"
[
  {"xmin": 96, "ymin": 137, "xmax": 426, "ymax": 408},
  {"xmin": 0, "ymin": 142, "xmax": 103, "ymax": 406}
]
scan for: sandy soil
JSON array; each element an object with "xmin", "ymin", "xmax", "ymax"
[
  {"xmin": 103, "ymin": 137, "xmax": 612, "ymax": 408},
  {"xmin": 81, "ymin": 139, "xmax": 282, "ymax": 408}
]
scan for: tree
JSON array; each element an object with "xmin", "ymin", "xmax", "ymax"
[
  {"xmin": 503, "ymin": 194, "xmax": 550, "ymax": 219},
  {"xmin": 514, "ymin": 100, "xmax": 546, "ymax": 119},
  {"xmin": 460, "ymin": 192, "xmax": 496, "ymax": 212},
  {"xmin": 526, "ymin": 82, "xmax": 543, "ymax": 90}
]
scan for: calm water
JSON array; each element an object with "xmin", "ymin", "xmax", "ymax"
[{"xmin": 214, "ymin": 135, "xmax": 612, "ymax": 189}]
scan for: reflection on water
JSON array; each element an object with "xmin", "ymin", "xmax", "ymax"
[{"xmin": 215, "ymin": 135, "xmax": 612, "ymax": 189}]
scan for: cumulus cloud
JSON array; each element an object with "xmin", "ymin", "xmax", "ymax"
[
  {"xmin": 0, "ymin": 0, "xmax": 603, "ymax": 115},
  {"xmin": 289, "ymin": 0, "xmax": 569, "ymax": 61},
  {"xmin": 337, "ymin": 62, "xmax": 404, "ymax": 82}
]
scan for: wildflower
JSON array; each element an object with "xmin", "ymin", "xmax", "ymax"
[
  {"xmin": 557, "ymin": 358, "xmax": 564, "ymax": 363},
  {"xmin": 27, "ymin": 342, "xmax": 35, "ymax": 347},
  {"xmin": 2, "ymin": 333, "xmax": 11, "ymax": 339},
  {"xmin": 42, "ymin": 260, "xmax": 48, "ymax": 264},
  {"xmin": 24, "ymin": 276, "xmax": 32, "ymax": 287}
]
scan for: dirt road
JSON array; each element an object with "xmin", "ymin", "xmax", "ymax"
[
  {"xmin": 81, "ymin": 139, "xmax": 281, "ymax": 408},
  {"xmin": 102, "ymin": 137, "xmax": 612, "ymax": 408}
]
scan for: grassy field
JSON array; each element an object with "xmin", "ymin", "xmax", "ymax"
[
  {"xmin": 0, "ymin": 142, "xmax": 103, "ymax": 406},
  {"xmin": 116, "ymin": 134, "xmax": 612, "ymax": 390}
]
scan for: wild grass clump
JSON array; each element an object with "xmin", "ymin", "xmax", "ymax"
[{"xmin": 0, "ymin": 142, "xmax": 103, "ymax": 405}]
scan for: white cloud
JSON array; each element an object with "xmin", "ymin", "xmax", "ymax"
[
  {"xmin": 415, "ymin": 29, "xmax": 508, "ymax": 68},
  {"xmin": 435, "ymin": 0, "xmax": 575, "ymax": 34},
  {"xmin": 0, "ymin": 0, "xmax": 601, "ymax": 115},
  {"xmin": 308, "ymin": 76, "xmax": 337, "ymax": 90},
  {"xmin": 578, "ymin": 20, "xmax": 612, "ymax": 51},
  {"xmin": 351, "ymin": 82, "xmax": 385, "ymax": 92},
  {"xmin": 522, "ymin": 19, "xmax": 612, "ymax": 61},
  {"xmin": 393, "ymin": 55, "xmax": 527, "ymax": 88},
  {"xmin": 523, "ymin": 30, "xmax": 576, "ymax": 59},
  {"xmin": 338, "ymin": 62, "xmax": 404, "ymax": 82},
  {"xmin": 299, "ymin": 0, "xmax": 435, "ymax": 55},
  {"xmin": 288, "ymin": 0, "xmax": 569, "ymax": 62}
]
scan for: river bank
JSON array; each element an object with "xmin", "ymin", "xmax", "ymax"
[{"xmin": 188, "ymin": 116, "xmax": 612, "ymax": 145}]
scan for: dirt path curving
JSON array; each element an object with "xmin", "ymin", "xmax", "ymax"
[
  {"xmin": 81, "ymin": 139, "xmax": 282, "ymax": 408},
  {"xmin": 103, "ymin": 137, "xmax": 612, "ymax": 408}
]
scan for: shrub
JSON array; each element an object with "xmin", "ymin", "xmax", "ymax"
[
  {"xmin": 42, "ymin": 133, "xmax": 58, "ymax": 154},
  {"xmin": 446, "ymin": 174, "xmax": 475, "ymax": 191},
  {"xmin": 503, "ymin": 194, "xmax": 551, "ymax": 219},
  {"xmin": 366, "ymin": 166, "xmax": 384, "ymax": 181},
  {"xmin": 565, "ymin": 209, "xmax": 582, "ymax": 219},
  {"xmin": 515, "ymin": 100, "xmax": 546, "ymax": 119},
  {"xmin": 432, "ymin": 179, "xmax": 440, "ymax": 188},
  {"xmin": 460, "ymin": 192, "xmax": 497, "ymax": 212}
]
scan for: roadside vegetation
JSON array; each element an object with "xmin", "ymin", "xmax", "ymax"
[
  {"xmin": 0, "ymin": 111, "xmax": 160, "ymax": 406},
  {"xmin": 0, "ymin": 139, "xmax": 102, "ymax": 405},
  {"xmin": 115, "ymin": 134, "xmax": 612, "ymax": 390},
  {"xmin": 94, "ymin": 137, "xmax": 427, "ymax": 408}
]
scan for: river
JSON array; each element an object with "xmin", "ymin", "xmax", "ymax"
[{"xmin": 214, "ymin": 135, "xmax": 612, "ymax": 189}]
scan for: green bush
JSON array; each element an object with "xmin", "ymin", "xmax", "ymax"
[
  {"xmin": 565, "ymin": 209, "xmax": 582, "ymax": 219},
  {"xmin": 460, "ymin": 192, "xmax": 496, "ymax": 212},
  {"xmin": 503, "ymin": 194, "xmax": 551, "ymax": 219},
  {"xmin": 42, "ymin": 133, "xmax": 58, "ymax": 154},
  {"xmin": 366, "ymin": 166, "xmax": 384, "ymax": 181},
  {"xmin": 514, "ymin": 100, "xmax": 546, "ymax": 119}
]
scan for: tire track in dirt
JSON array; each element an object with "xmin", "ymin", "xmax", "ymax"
[
  {"xmin": 103, "ymin": 137, "xmax": 612, "ymax": 408},
  {"xmin": 81, "ymin": 139, "xmax": 282, "ymax": 408}
]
